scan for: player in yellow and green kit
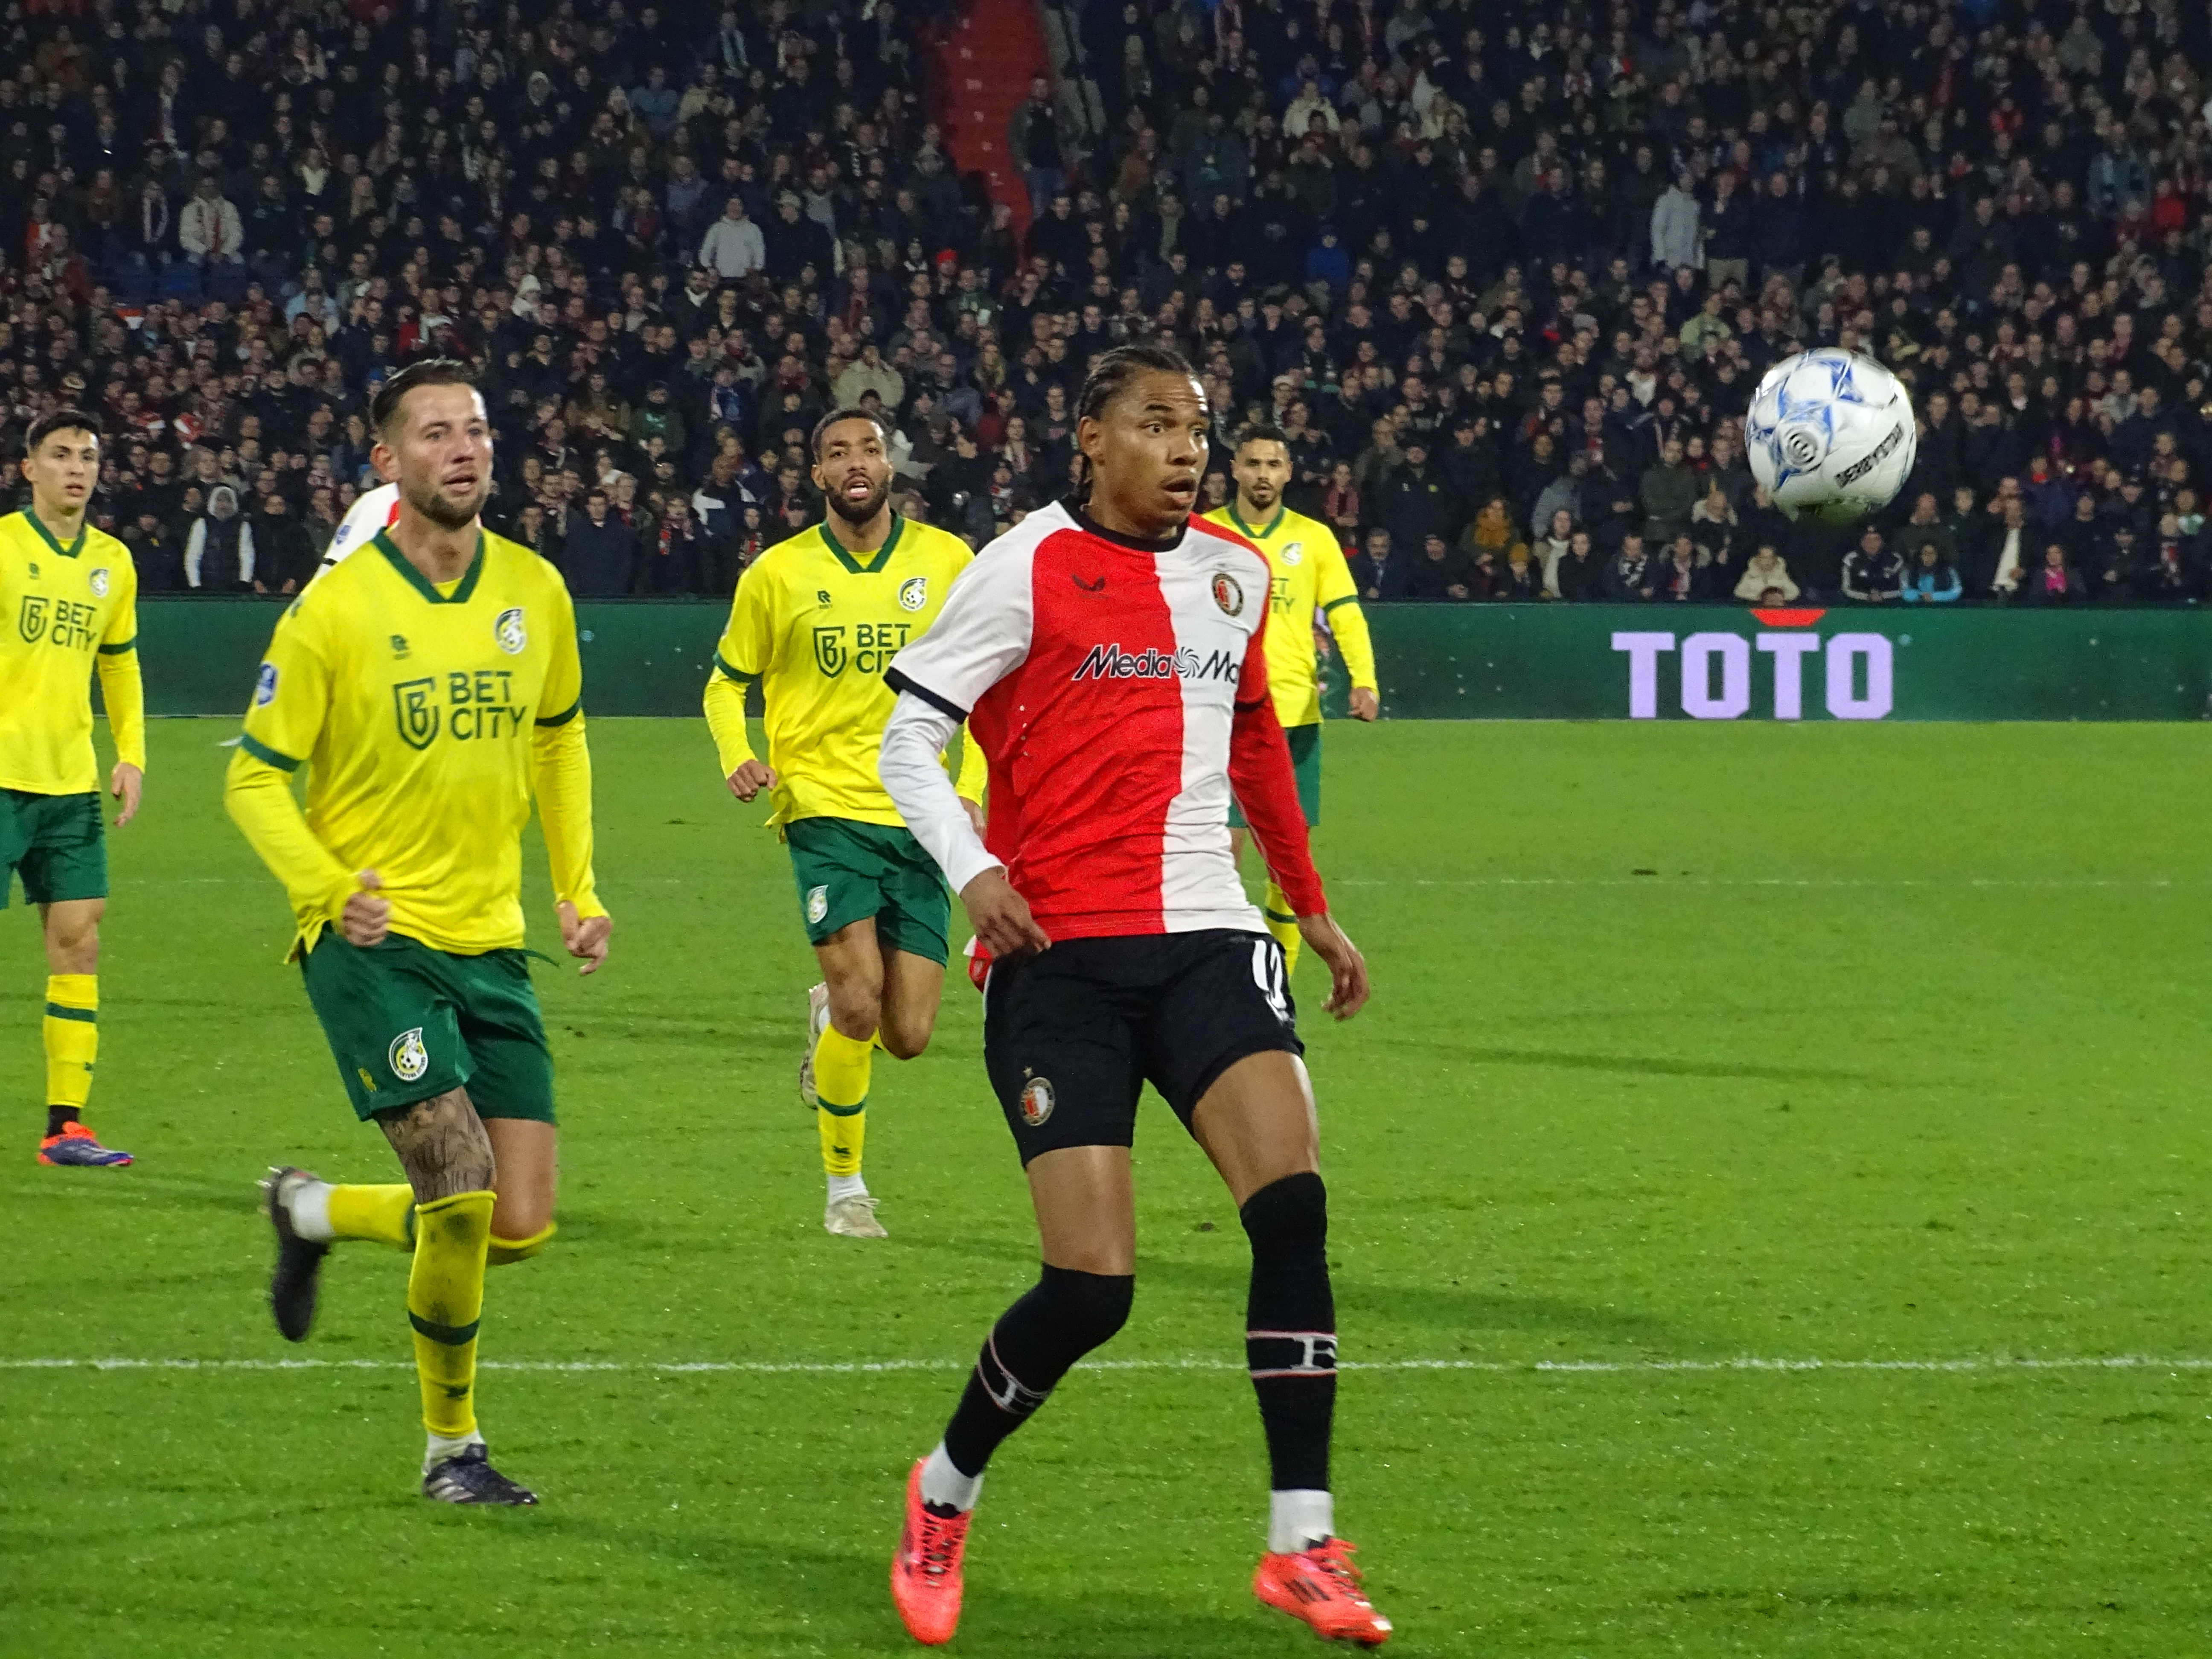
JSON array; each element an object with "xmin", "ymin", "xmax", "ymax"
[
  {"xmin": 227, "ymin": 361, "xmax": 612, "ymax": 1505},
  {"xmin": 704, "ymin": 407, "xmax": 985, "ymax": 1240},
  {"xmin": 1205, "ymin": 423, "xmax": 1378, "ymax": 974},
  {"xmin": 3, "ymin": 409, "xmax": 146, "ymax": 1168}
]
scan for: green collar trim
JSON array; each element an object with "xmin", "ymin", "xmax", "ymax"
[
  {"xmin": 375, "ymin": 530, "xmax": 485, "ymax": 604},
  {"xmin": 1228, "ymin": 504, "xmax": 1285, "ymax": 542},
  {"xmin": 25, "ymin": 510, "xmax": 86, "ymax": 559},
  {"xmin": 818, "ymin": 513, "xmax": 903, "ymax": 574}
]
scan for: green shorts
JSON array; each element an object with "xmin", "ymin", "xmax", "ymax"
[
  {"xmin": 786, "ymin": 816, "xmax": 951, "ymax": 965},
  {"xmin": 300, "ymin": 931, "xmax": 556, "ymax": 1124},
  {"xmin": 0, "ymin": 789, "xmax": 106, "ymax": 909},
  {"xmin": 1228, "ymin": 722, "xmax": 1321, "ymax": 830}
]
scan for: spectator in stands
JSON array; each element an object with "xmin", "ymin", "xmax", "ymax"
[
  {"xmin": 563, "ymin": 487, "xmax": 636, "ymax": 598},
  {"xmin": 177, "ymin": 174, "xmax": 243, "ymax": 276},
  {"xmin": 1409, "ymin": 531, "xmax": 1476, "ymax": 602},
  {"xmin": 1603, "ymin": 535, "xmax": 1656, "ymax": 602},
  {"xmin": 1841, "ymin": 528, "xmax": 1904, "ymax": 604},
  {"xmin": 1735, "ymin": 545, "xmax": 1798, "ymax": 603},
  {"xmin": 2138, "ymin": 520, "xmax": 2204, "ymax": 602},
  {"xmin": 699, "ymin": 196, "xmax": 766, "ymax": 282},
  {"xmin": 1547, "ymin": 531, "xmax": 1598, "ymax": 601},
  {"xmin": 1900, "ymin": 544, "xmax": 1962, "ymax": 604},
  {"xmin": 1349, "ymin": 526, "xmax": 1406, "ymax": 602},
  {"xmin": 183, "ymin": 486, "xmax": 254, "ymax": 592},
  {"xmin": 2028, "ymin": 543, "xmax": 2086, "ymax": 606},
  {"xmin": 250, "ymin": 494, "xmax": 314, "ymax": 596}
]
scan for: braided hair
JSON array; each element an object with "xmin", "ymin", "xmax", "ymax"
[{"xmin": 1071, "ymin": 342, "xmax": 1199, "ymax": 508}]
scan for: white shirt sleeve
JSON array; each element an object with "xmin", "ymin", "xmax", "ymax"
[
  {"xmin": 880, "ymin": 534, "xmax": 1036, "ymax": 719},
  {"xmin": 879, "ymin": 694, "xmax": 999, "ymax": 894}
]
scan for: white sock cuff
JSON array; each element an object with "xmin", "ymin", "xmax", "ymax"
[
  {"xmin": 1268, "ymin": 1488, "xmax": 1334, "ymax": 1554},
  {"xmin": 827, "ymin": 1172, "xmax": 870, "ymax": 1203},
  {"xmin": 288, "ymin": 1179, "xmax": 335, "ymax": 1243},
  {"xmin": 423, "ymin": 1429, "xmax": 485, "ymax": 1474},
  {"xmin": 919, "ymin": 1442, "xmax": 982, "ymax": 1513}
]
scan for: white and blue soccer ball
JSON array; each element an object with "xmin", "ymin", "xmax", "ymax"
[{"xmin": 1744, "ymin": 349, "xmax": 1917, "ymax": 526}]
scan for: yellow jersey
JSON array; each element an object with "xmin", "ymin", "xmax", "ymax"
[
  {"xmin": 0, "ymin": 509, "xmax": 145, "ymax": 794},
  {"xmin": 704, "ymin": 514, "xmax": 986, "ymax": 827},
  {"xmin": 1202, "ymin": 503, "xmax": 1377, "ymax": 728},
  {"xmin": 225, "ymin": 528, "xmax": 604, "ymax": 956}
]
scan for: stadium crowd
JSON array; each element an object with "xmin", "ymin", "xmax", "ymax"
[{"xmin": 3, "ymin": 0, "xmax": 2212, "ymax": 605}]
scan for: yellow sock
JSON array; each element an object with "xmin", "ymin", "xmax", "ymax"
[
  {"xmin": 43, "ymin": 974, "xmax": 97, "ymax": 1112},
  {"xmin": 487, "ymin": 1222, "xmax": 556, "ymax": 1266},
  {"xmin": 329, "ymin": 1183, "xmax": 416, "ymax": 1249},
  {"xmin": 1262, "ymin": 880, "xmax": 1302, "ymax": 976},
  {"xmin": 408, "ymin": 1190, "xmax": 493, "ymax": 1439},
  {"xmin": 814, "ymin": 1023, "xmax": 871, "ymax": 1177}
]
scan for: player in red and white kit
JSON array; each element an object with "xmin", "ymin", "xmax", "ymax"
[
  {"xmin": 313, "ymin": 481, "xmax": 401, "ymax": 582},
  {"xmin": 876, "ymin": 344, "xmax": 1391, "ymax": 1648}
]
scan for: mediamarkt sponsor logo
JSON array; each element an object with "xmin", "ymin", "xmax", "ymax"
[
  {"xmin": 1073, "ymin": 641, "xmax": 1240, "ymax": 684},
  {"xmin": 1612, "ymin": 610, "xmax": 1894, "ymax": 719}
]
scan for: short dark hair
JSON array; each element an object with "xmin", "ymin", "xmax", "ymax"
[
  {"xmin": 370, "ymin": 358, "xmax": 478, "ymax": 437},
  {"xmin": 1077, "ymin": 343, "xmax": 1196, "ymax": 427},
  {"xmin": 1236, "ymin": 421, "xmax": 1290, "ymax": 451},
  {"xmin": 25, "ymin": 407, "xmax": 103, "ymax": 455},
  {"xmin": 810, "ymin": 405, "xmax": 892, "ymax": 459}
]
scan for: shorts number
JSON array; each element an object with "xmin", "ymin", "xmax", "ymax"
[{"xmin": 1251, "ymin": 939, "xmax": 1292, "ymax": 1027}]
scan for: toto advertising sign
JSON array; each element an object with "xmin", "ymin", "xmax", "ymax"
[{"xmin": 1611, "ymin": 608, "xmax": 1892, "ymax": 720}]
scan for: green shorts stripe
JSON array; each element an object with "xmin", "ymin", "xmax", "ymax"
[
  {"xmin": 0, "ymin": 789, "xmax": 107, "ymax": 909},
  {"xmin": 300, "ymin": 931, "xmax": 557, "ymax": 1124},
  {"xmin": 786, "ymin": 817, "xmax": 951, "ymax": 964},
  {"xmin": 1228, "ymin": 722, "xmax": 1321, "ymax": 830}
]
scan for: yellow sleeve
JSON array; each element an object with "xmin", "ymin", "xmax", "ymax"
[
  {"xmin": 95, "ymin": 557, "xmax": 145, "ymax": 770},
  {"xmin": 704, "ymin": 559, "xmax": 774, "ymax": 777},
  {"xmin": 224, "ymin": 606, "xmax": 356, "ymax": 930},
  {"xmin": 531, "ymin": 583, "xmax": 604, "ymax": 919},
  {"xmin": 1313, "ymin": 539, "xmax": 1378, "ymax": 693},
  {"xmin": 951, "ymin": 726, "xmax": 987, "ymax": 803}
]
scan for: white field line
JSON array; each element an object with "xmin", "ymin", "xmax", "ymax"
[
  {"xmin": 5, "ymin": 1354, "xmax": 2211, "ymax": 1377},
  {"xmin": 126, "ymin": 876, "xmax": 2207, "ymax": 891},
  {"xmin": 1334, "ymin": 876, "xmax": 2202, "ymax": 890}
]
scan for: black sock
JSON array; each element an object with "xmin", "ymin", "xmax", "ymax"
[
  {"xmin": 46, "ymin": 1106, "xmax": 79, "ymax": 1138},
  {"xmin": 1242, "ymin": 1171, "xmax": 1335, "ymax": 1493},
  {"xmin": 941, "ymin": 1264, "xmax": 1134, "ymax": 1478}
]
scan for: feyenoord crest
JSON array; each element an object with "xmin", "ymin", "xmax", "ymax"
[
  {"xmin": 1211, "ymin": 571, "xmax": 1245, "ymax": 616},
  {"xmin": 1280, "ymin": 541, "xmax": 1304, "ymax": 565},
  {"xmin": 898, "ymin": 575, "xmax": 928, "ymax": 612},
  {"xmin": 495, "ymin": 606, "xmax": 527, "ymax": 654},
  {"xmin": 89, "ymin": 567, "xmax": 111, "ymax": 597},
  {"xmin": 389, "ymin": 1027, "xmax": 429, "ymax": 1083},
  {"xmin": 1019, "ymin": 1073, "xmax": 1056, "ymax": 1126},
  {"xmin": 806, "ymin": 885, "xmax": 830, "ymax": 926}
]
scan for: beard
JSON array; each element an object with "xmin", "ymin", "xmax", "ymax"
[
  {"xmin": 404, "ymin": 474, "xmax": 489, "ymax": 531},
  {"xmin": 826, "ymin": 473, "xmax": 889, "ymax": 525}
]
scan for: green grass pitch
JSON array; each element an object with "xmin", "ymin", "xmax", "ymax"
[{"xmin": 3, "ymin": 716, "xmax": 2209, "ymax": 1657}]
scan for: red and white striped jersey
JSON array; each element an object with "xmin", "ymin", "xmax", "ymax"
[{"xmin": 886, "ymin": 501, "xmax": 1324, "ymax": 940}]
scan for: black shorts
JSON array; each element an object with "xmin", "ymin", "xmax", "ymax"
[{"xmin": 982, "ymin": 929, "xmax": 1304, "ymax": 1166}]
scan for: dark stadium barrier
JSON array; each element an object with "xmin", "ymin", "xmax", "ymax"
[{"xmin": 133, "ymin": 600, "xmax": 2210, "ymax": 722}]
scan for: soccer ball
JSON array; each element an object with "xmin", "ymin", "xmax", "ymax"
[{"xmin": 1743, "ymin": 349, "xmax": 1917, "ymax": 526}]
